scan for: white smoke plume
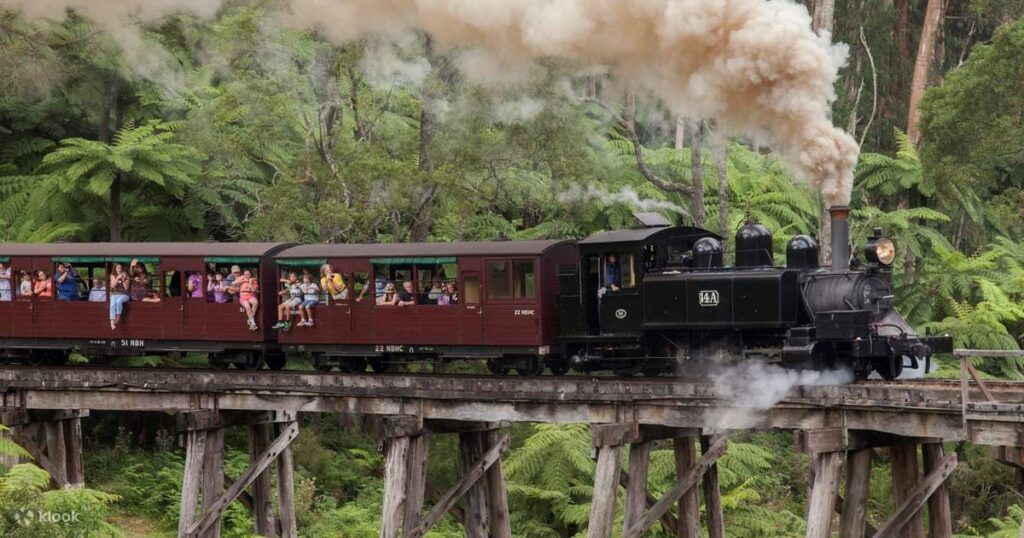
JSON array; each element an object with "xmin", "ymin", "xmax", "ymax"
[
  {"xmin": 0, "ymin": 0, "xmax": 222, "ymax": 98},
  {"xmin": 705, "ymin": 360, "xmax": 853, "ymax": 429},
  {"xmin": 560, "ymin": 184, "xmax": 689, "ymax": 217},
  {"xmin": 285, "ymin": 0, "xmax": 860, "ymax": 205},
  {"xmin": 5, "ymin": 0, "xmax": 860, "ymax": 204}
]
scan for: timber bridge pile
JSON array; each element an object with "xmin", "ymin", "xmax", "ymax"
[{"xmin": 3, "ymin": 351, "xmax": 1024, "ymax": 538}]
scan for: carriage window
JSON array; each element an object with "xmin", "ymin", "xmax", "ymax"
[
  {"xmin": 463, "ymin": 275, "xmax": 481, "ymax": 304},
  {"xmin": 513, "ymin": 261, "xmax": 535, "ymax": 300},
  {"xmin": 487, "ymin": 261, "xmax": 512, "ymax": 300},
  {"xmin": 164, "ymin": 271, "xmax": 181, "ymax": 298},
  {"xmin": 0, "ymin": 261, "xmax": 12, "ymax": 302},
  {"xmin": 352, "ymin": 272, "xmax": 369, "ymax": 299}
]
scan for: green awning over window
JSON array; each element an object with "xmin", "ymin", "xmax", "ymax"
[
  {"xmin": 370, "ymin": 257, "xmax": 457, "ymax": 265},
  {"xmin": 0, "ymin": 257, "xmax": 9, "ymax": 263},
  {"xmin": 53, "ymin": 256, "xmax": 160, "ymax": 264},
  {"xmin": 277, "ymin": 258, "xmax": 327, "ymax": 267},
  {"xmin": 204, "ymin": 256, "xmax": 260, "ymax": 264}
]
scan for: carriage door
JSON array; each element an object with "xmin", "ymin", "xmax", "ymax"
[
  {"xmin": 459, "ymin": 266, "xmax": 484, "ymax": 346},
  {"xmin": 160, "ymin": 260, "xmax": 185, "ymax": 341},
  {"xmin": 180, "ymin": 260, "xmax": 206, "ymax": 341},
  {"xmin": 347, "ymin": 260, "xmax": 373, "ymax": 345}
]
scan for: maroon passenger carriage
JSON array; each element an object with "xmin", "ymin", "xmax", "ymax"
[
  {"xmin": 273, "ymin": 240, "xmax": 577, "ymax": 375},
  {"xmin": 0, "ymin": 243, "xmax": 292, "ymax": 369}
]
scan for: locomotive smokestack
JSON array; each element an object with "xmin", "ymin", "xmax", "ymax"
[{"xmin": 829, "ymin": 205, "xmax": 850, "ymax": 271}]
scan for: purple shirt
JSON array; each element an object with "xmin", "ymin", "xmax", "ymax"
[{"xmin": 187, "ymin": 273, "xmax": 203, "ymax": 298}]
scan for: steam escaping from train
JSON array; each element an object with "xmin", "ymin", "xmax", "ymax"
[
  {"xmin": 559, "ymin": 185, "xmax": 690, "ymax": 218},
  {"xmin": 707, "ymin": 361, "xmax": 854, "ymax": 429},
  {"xmin": 3, "ymin": 0, "xmax": 861, "ymax": 205}
]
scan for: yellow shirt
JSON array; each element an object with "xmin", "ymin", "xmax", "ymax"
[{"xmin": 321, "ymin": 274, "xmax": 346, "ymax": 296}]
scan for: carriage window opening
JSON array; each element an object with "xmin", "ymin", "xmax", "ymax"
[
  {"xmin": 0, "ymin": 260, "xmax": 12, "ymax": 302},
  {"xmin": 513, "ymin": 261, "xmax": 535, "ymax": 300},
  {"xmin": 88, "ymin": 266, "xmax": 108, "ymax": 302},
  {"xmin": 164, "ymin": 271, "xmax": 182, "ymax": 298},
  {"xmin": 416, "ymin": 263, "xmax": 457, "ymax": 305},
  {"xmin": 352, "ymin": 272, "xmax": 369, "ymax": 300},
  {"xmin": 463, "ymin": 275, "xmax": 481, "ymax": 304},
  {"xmin": 487, "ymin": 261, "xmax": 512, "ymax": 300}
]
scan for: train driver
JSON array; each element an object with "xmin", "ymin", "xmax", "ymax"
[{"xmin": 604, "ymin": 253, "xmax": 621, "ymax": 292}]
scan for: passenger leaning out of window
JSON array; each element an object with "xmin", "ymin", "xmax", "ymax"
[
  {"xmin": 109, "ymin": 263, "xmax": 130, "ymax": 330},
  {"xmin": 438, "ymin": 281, "xmax": 458, "ymax": 305},
  {"xmin": 34, "ymin": 270, "xmax": 53, "ymax": 298},
  {"xmin": 185, "ymin": 272, "xmax": 203, "ymax": 298},
  {"xmin": 18, "ymin": 272, "xmax": 32, "ymax": 297},
  {"xmin": 225, "ymin": 265, "xmax": 242, "ymax": 302},
  {"xmin": 130, "ymin": 266, "xmax": 160, "ymax": 303},
  {"xmin": 397, "ymin": 280, "xmax": 417, "ymax": 307},
  {"xmin": 377, "ymin": 283, "xmax": 398, "ymax": 306},
  {"xmin": 298, "ymin": 273, "xmax": 320, "ymax": 327},
  {"xmin": 237, "ymin": 269, "xmax": 260, "ymax": 331},
  {"xmin": 0, "ymin": 262, "xmax": 11, "ymax": 301},
  {"xmin": 426, "ymin": 276, "xmax": 443, "ymax": 304},
  {"xmin": 54, "ymin": 262, "xmax": 81, "ymax": 301},
  {"xmin": 88, "ymin": 278, "xmax": 107, "ymax": 302},
  {"xmin": 208, "ymin": 273, "xmax": 229, "ymax": 304},
  {"xmin": 320, "ymin": 264, "xmax": 347, "ymax": 302},
  {"xmin": 273, "ymin": 272, "xmax": 302, "ymax": 331}
]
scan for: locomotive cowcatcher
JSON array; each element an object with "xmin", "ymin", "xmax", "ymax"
[{"xmin": 557, "ymin": 210, "xmax": 953, "ymax": 379}]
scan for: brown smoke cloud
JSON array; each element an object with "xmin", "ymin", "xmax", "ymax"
[
  {"xmin": 285, "ymin": 0, "xmax": 860, "ymax": 206},
  {"xmin": 2, "ymin": 0, "xmax": 860, "ymax": 205}
]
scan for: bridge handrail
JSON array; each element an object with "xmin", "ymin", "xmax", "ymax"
[{"xmin": 951, "ymin": 349, "xmax": 1024, "ymax": 428}]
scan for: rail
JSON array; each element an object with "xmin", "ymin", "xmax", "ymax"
[{"xmin": 953, "ymin": 348, "xmax": 1024, "ymax": 428}]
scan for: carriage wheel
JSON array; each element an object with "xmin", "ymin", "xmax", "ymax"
[
  {"xmin": 341, "ymin": 357, "xmax": 367, "ymax": 374},
  {"xmin": 265, "ymin": 353, "xmax": 287, "ymax": 371},
  {"xmin": 515, "ymin": 356, "xmax": 544, "ymax": 377},
  {"xmin": 369, "ymin": 358, "xmax": 390, "ymax": 373},
  {"xmin": 546, "ymin": 360, "xmax": 571, "ymax": 376},
  {"xmin": 237, "ymin": 353, "xmax": 264, "ymax": 371},
  {"xmin": 313, "ymin": 355, "xmax": 333, "ymax": 372},
  {"xmin": 486, "ymin": 358, "xmax": 510, "ymax": 376},
  {"xmin": 25, "ymin": 351, "xmax": 47, "ymax": 366}
]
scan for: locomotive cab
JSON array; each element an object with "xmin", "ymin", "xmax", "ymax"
[{"xmin": 558, "ymin": 213, "xmax": 722, "ymax": 373}]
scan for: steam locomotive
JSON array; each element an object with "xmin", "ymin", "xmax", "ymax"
[{"xmin": 557, "ymin": 208, "xmax": 952, "ymax": 379}]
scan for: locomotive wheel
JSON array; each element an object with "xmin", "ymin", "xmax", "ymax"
[
  {"xmin": 486, "ymin": 358, "xmax": 510, "ymax": 376},
  {"xmin": 875, "ymin": 357, "xmax": 903, "ymax": 381},
  {"xmin": 369, "ymin": 358, "xmax": 390, "ymax": 373},
  {"xmin": 265, "ymin": 353, "xmax": 287, "ymax": 371},
  {"xmin": 547, "ymin": 360, "xmax": 571, "ymax": 376},
  {"xmin": 341, "ymin": 357, "xmax": 367, "ymax": 373},
  {"xmin": 237, "ymin": 353, "xmax": 264, "ymax": 371},
  {"xmin": 516, "ymin": 356, "xmax": 544, "ymax": 377},
  {"xmin": 313, "ymin": 355, "xmax": 333, "ymax": 372}
]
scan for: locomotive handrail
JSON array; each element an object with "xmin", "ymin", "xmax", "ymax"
[{"xmin": 951, "ymin": 348, "xmax": 1024, "ymax": 429}]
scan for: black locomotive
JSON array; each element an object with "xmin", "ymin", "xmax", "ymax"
[{"xmin": 557, "ymin": 208, "xmax": 952, "ymax": 379}]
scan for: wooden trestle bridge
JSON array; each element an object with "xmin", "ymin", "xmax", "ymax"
[{"xmin": 2, "ymin": 354, "xmax": 1024, "ymax": 538}]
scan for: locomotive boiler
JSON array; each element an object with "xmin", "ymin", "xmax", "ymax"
[{"xmin": 557, "ymin": 209, "xmax": 952, "ymax": 379}]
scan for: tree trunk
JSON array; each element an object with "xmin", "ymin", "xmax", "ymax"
[
  {"xmin": 674, "ymin": 116, "xmax": 685, "ymax": 150},
  {"xmin": 811, "ymin": 0, "xmax": 835, "ymax": 36},
  {"xmin": 690, "ymin": 120, "xmax": 705, "ymax": 228},
  {"xmin": 110, "ymin": 173, "xmax": 122, "ymax": 242},
  {"xmin": 409, "ymin": 34, "xmax": 446, "ymax": 242},
  {"xmin": 894, "ymin": 0, "xmax": 911, "ymax": 58},
  {"xmin": 907, "ymin": 0, "xmax": 945, "ymax": 145},
  {"xmin": 713, "ymin": 128, "xmax": 729, "ymax": 254}
]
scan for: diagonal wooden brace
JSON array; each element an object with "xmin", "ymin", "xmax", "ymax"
[
  {"xmin": 623, "ymin": 437, "xmax": 728, "ymax": 538},
  {"xmin": 185, "ymin": 421, "xmax": 299, "ymax": 537},
  {"xmin": 871, "ymin": 453, "xmax": 958, "ymax": 538},
  {"xmin": 405, "ymin": 432, "xmax": 509, "ymax": 538}
]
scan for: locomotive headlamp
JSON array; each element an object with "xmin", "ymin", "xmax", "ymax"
[{"xmin": 864, "ymin": 227, "xmax": 896, "ymax": 267}]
